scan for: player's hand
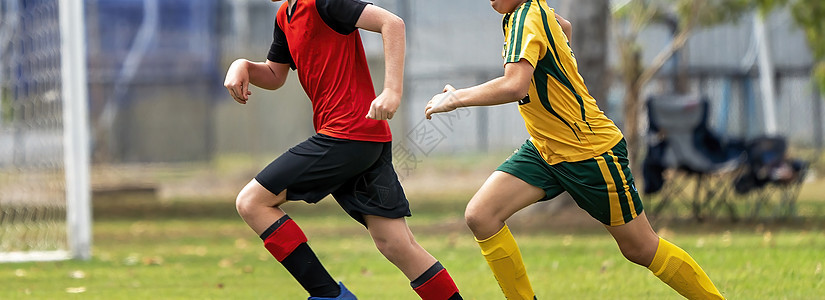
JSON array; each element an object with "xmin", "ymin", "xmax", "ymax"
[
  {"xmin": 224, "ymin": 59, "xmax": 253, "ymax": 104},
  {"xmin": 366, "ymin": 89, "xmax": 401, "ymax": 120},
  {"xmin": 424, "ymin": 84, "xmax": 459, "ymax": 120}
]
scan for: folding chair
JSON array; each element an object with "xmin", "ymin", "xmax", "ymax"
[
  {"xmin": 642, "ymin": 94, "xmax": 746, "ymax": 221},
  {"xmin": 733, "ymin": 136, "xmax": 809, "ymax": 220}
]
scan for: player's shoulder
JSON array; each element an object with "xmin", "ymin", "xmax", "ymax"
[
  {"xmin": 528, "ymin": 1, "xmax": 553, "ymax": 19},
  {"xmin": 275, "ymin": 1, "xmax": 288, "ymax": 20},
  {"xmin": 509, "ymin": 4, "xmax": 546, "ymax": 33},
  {"xmin": 511, "ymin": 1, "xmax": 549, "ymax": 24}
]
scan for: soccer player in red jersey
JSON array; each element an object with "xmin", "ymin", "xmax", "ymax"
[{"xmin": 223, "ymin": 1, "xmax": 462, "ymax": 299}]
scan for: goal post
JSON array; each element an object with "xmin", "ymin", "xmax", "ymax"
[
  {"xmin": 0, "ymin": 0, "xmax": 91, "ymax": 262},
  {"xmin": 59, "ymin": 0, "xmax": 92, "ymax": 261}
]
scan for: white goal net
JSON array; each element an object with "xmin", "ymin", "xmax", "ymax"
[{"xmin": 0, "ymin": 0, "xmax": 90, "ymax": 262}]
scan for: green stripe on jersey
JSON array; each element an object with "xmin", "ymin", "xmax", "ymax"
[
  {"xmin": 507, "ymin": 1, "xmax": 532, "ymax": 62},
  {"xmin": 602, "ymin": 152, "xmax": 632, "ymax": 223},
  {"xmin": 536, "ymin": 4, "xmax": 591, "ymax": 131},
  {"xmin": 533, "ymin": 68, "xmax": 580, "ymax": 142}
]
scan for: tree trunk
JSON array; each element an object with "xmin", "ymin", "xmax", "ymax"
[
  {"xmin": 559, "ymin": 0, "xmax": 611, "ymax": 109},
  {"xmin": 625, "ymin": 82, "xmax": 643, "ymax": 174},
  {"xmin": 621, "ymin": 43, "xmax": 645, "ymax": 176}
]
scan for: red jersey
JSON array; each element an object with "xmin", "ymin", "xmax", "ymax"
[{"xmin": 267, "ymin": 0, "xmax": 392, "ymax": 142}]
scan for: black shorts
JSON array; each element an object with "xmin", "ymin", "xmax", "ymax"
[{"xmin": 255, "ymin": 134, "xmax": 410, "ymax": 226}]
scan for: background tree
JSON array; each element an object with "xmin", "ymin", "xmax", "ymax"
[
  {"xmin": 773, "ymin": 0, "xmax": 825, "ymax": 91},
  {"xmin": 613, "ymin": 0, "xmax": 761, "ymax": 173},
  {"xmin": 559, "ymin": 0, "xmax": 611, "ymax": 109}
]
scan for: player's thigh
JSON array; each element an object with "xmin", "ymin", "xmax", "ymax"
[
  {"xmin": 466, "ymin": 171, "xmax": 546, "ymax": 223},
  {"xmin": 332, "ymin": 142, "xmax": 411, "ymax": 226},
  {"xmin": 553, "ymin": 139, "xmax": 644, "ymax": 226},
  {"xmin": 468, "ymin": 141, "xmax": 562, "ymax": 224}
]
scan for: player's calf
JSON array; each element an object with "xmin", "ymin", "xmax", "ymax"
[
  {"xmin": 365, "ymin": 216, "xmax": 462, "ymax": 299},
  {"xmin": 411, "ymin": 262, "xmax": 462, "ymax": 300},
  {"xmin": 476, "ymin": 224, "xmax": 535, "ymax": 300},
  {"xmin": 261, "ymin": 215, "xmax": 341, "ymax": 298},
  {"xmin": 648, "ymin": 238, "xmax": 725, "ymax": 299}
]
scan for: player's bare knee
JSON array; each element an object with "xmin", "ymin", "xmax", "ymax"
[
  {"xmin": 374, "ymin": 241, "xmax": 397, "ymax": 259},
  {"xmin": 465, "ymin": 206, "xmax": 494, "ymax": 234},
  {"xmin": 373, "ymin": 237, "xmax": 408, "ymax": 261},
  {"xmin": 234, "ymin": 191, "xmax": 256, "ymax": 218},
  {"xmin": 235, "ymin": 187, "xmax": 283, "ymax": 218},
  {"xmin": 464, "ymin": 211, "xmax": 481, "ymax": 231}
]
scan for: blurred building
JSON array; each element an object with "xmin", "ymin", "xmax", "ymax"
[{"xmin": 85, "ymin": 0, "xmax": 221, "ymax": 162}]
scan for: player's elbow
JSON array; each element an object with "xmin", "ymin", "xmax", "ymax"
[
  {"xmin": 502, "ymin": 80, "xmax": 530, "ymax": 102},
  {"xmin": 559, "ymin": 19, "xmax": 572, "ymax": 34},
  {"xmin": 256, "ymin": 78, "xmax": 286, "ymax": 91},
  {"xmin": 271, "ymin": 78, "xmax": 287, "ymax": 90},
  {"xmin": 392, "ymin": 17, "xmax": 406, "ymax": 36},
  {"xmin": 555, "ymin": 13, "xmax": 572, "ymax": 36},
  {"xmin": 382, "ymin": 14, "xmax": 405, "ymax": 34},
  {"xmin": 394, "ymin": 15, "xmax": 405, "ymax": 30},
  {"xmin": 502, "ymin": 60, "xmax": 533, "ymax": 101},
  {"xmin": 262, "ymin": 62, "xmax": 289, "ymax": 90}
]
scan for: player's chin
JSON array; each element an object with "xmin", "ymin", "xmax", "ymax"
[
  {"xmin": 490, "ymin": 1, "xmax": 506, "ymax": 14},
  {"xmin": 490, "ymin": 1, "xmax": 499, "ymax": 12}
]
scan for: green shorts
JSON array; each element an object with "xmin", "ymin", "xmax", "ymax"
[{"xmin": 496, "ymin": 139, "xmax": 643, "ymax": 226}]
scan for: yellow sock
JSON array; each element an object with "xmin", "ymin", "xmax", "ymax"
[
  {"xmin": 476, "ymin": 224, "xmax": 535, "ymax": 300},
  {"xmin": 648, "ymin": 238, "xmax": 725, "ymax": 299}
]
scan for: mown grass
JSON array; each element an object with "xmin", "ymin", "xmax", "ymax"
[
  {"xmin": 1, "ymin": 191, "xmax": 824, "ymax": 300},
  {"xmin": 3, "ymin": 152, "xmax": 825, "ymax": 299}
]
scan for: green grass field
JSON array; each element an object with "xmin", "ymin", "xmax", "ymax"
[
  {"xmin": 2, "ymin": 156, "xmax": 825, "ymax": 299},
  {"xmin": 2, "ymin": 194, "xmax": 824, "ymax": 299}
]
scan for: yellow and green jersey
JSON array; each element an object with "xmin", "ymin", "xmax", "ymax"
[{"xmin": 503, "ymin": 0, "xmax": 623, "ymax": 165}]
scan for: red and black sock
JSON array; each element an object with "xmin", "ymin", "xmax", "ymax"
[
  {"xmin": 411, "ymin": 261, "xmax": 462, "ymax": 300},
  {"xmin": 261, "ymin": 215, "xmax": 339, "ymax": 298}
]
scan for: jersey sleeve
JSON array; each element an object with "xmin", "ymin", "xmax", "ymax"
[
  {"xmin": 316, "ymin": 0, "xmax": 370, "ymax": 35},
  {"xmin": 267, "ymin": 21, "xmax": 296, "ymax": 70},
  {"xmin": 503, "ymin": 9, "xmax": 547, "ymax": 67}
]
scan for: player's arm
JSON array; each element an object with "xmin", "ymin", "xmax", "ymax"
[
  {"xmin": 224, "ymin": 59, "xmax": 290, "ymax": 104},
  {"xmin": 425, "ymin": 59, "xmax": 533, "ymax": 119},
  {"xmin": 356, "ymin": 4, "xmax": 406, "ymax": 120},
  {"xmin": 225, "ymin": 16, "xmax": 292, "ymax": 105},
  {"xmin": 555, "ymin": 13, "xmax": 572, "ymax": 40}
]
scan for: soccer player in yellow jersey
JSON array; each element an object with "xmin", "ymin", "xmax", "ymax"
[{"xmin": 425, "ymin": 0, "xmax": 725, "ymax": 299}]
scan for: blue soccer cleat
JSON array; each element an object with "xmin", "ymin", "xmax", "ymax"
[{"xmin": 308, "ymin": 282, "xmax": 357, "ymax": 300}]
